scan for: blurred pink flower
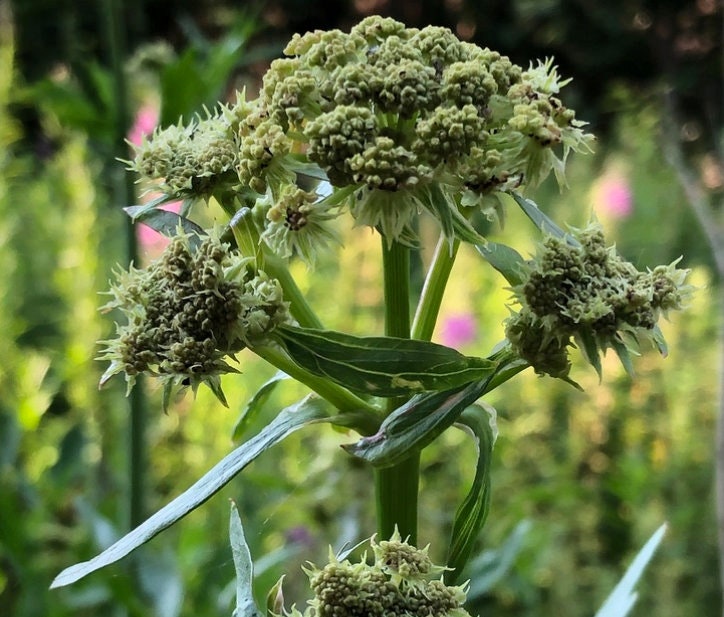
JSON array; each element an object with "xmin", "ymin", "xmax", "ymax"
[
  {"xmin": 595, "ymin": 174, "xmax": 633, "ymax": 219},
  {"xmin": 440, "ymin": 313, "xmax": 477, "ymax": 348},
  {"xmin": 127, "ymin": 104, "xmax": 180, "ymax": 258},
  {"xmin": 136, "ymin": 202, "xmax": 182, "ymax": 257},
  {"xmin": 128, "ymin": 105, "xmax": 159, "ymax": 146}
]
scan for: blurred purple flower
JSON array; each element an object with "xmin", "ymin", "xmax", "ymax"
[
  {"xmin": 286, "ymin": 525, "xmax": 314, "ymax": 547},
  {"xmin": 440, "ymin": 313, "xmax": 477, "ymax": 348}
]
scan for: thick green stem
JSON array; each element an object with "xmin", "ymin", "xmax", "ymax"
[
  {"xmin": 412, "ymin": 235, "xmax": 461, "ymax": 342},
  {"xmin": 252, "ymin": 344, "xmax": 380, "ymax": 434},
  {"xmin": 375, "ymin": 238, "xmax": 419, "ymax": 543}
]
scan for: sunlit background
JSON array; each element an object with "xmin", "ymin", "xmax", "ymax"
[{"xmin": 0, "ymin": 0, "xmax": 721, "ymax": 616}]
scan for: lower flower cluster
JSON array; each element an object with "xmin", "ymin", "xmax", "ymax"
[
  {"xmin": 287, "ymin": 532, "xmax": 471, "ymax": 617},
  {"xmin": 98, "ymin": 232, "xmax": 289, "ymax": 404}
]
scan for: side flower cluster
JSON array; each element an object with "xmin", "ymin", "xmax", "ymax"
[
  {"xmin": 286, "ymin": 531, "xmax": 470, "ymax": 617},
  {"xmin": 98, "ymin": 231, "xmax": 289, "ymax": 405},
  {"xmin": 504, "ymin": 224, "xmax": 691, "ymax": 379}
]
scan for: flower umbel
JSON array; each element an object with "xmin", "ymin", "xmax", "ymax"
[
  {"xmin": 98, "ymin": 231, "xmax": 289, "ymax": 406},
  {"xmin": 126, "ymin": 17, "xmax": 594, "ymax": 254},
  {"xmin": 505, "ymin": 223, "xmax": 691, "ymax": 379}
]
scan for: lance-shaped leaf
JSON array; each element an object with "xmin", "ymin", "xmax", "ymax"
[
  {"xmin": 423, "ymin": 183, "xmax": 487, "ymax": 246},
  {"xmin": 508, "ymin": 193, "xmax": 579, "ymax": 246},
  {"xmin": 445, "ymin": 403, "xmax": 497, "ymax": 584},
  {"xmin": 124, "ymin": 203, "xmax": 205, "ymax": 241},
  {"xmin": 274, "ymin": 325, "xmax": 497, "ymax": 398},
  {"xmin": 229, "ymin": 501, "xmax": 263, "ymax": 617},
  {"xmin": 50, "ymin": 395, "xmax": 334, "ymax": 589},
  {"xmin": 344, "ymin": 350, "xmax": 525, "ymax": 467},
  {"xmin": 475, "ymin": 241, "xmax": 527, "ymax": 286},
  {"xmin": 232, "ymin": 372, "xmax": 290, "ymax": 442},
  {"xmin": 594, "ymin": 524, "xmax": 667, "ymax": 617}
]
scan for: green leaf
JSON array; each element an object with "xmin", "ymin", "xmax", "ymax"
[
  {"xmin": 464, "ymin": 520, "xmax": 532, "ymax": 601},
  {"xmin": 423, "ymin": 184, "xmax": 488, "ymax": 246},
  {"xmin": 576, "ymin": 328, "xmax": 602, "ymax": 379},
  {"xmin": 275, "ymin": 325, "xmax": 497, "ymax": 397},
  {"xmin": 475, "ymin": 241, "xmax": 527, "ymax": 286},
  {"xmin": 445, "ymin": 403, "xmax": 497, "ymax": 584},
  {"xmin": 610, "ymin": 337, "xmax": 636, "ymax": 377},
  {"xmin": 508, "ymin": 193, "xmax": 579, "ymax": 246},
  {"xmin": 594, "ymin": 524, "xmax": 667, "ymax": 617},
  {"xmin": 232, "ymin": 372, "xmax": 290, "ymax": 442},
  {"xmin": 124, "ymin": 203, "xmax": 205, "ymax": 241},
  {"xmin": 266, "ymin": 576, "xmax": 286, "ymax": 617},
  {"xmin": 344, "ymin": 352, "xmax": 524, "ymax": 467},
  {"xmin": 50, "ymin": 395, "xmax": 333, "ymax": 589},
  {"xmin": 229, "ymin": 501, "xmax": 263, "ymax": 617},
  {"xmin": 652, "ymin": 324, "xmax": 668, "ymax": 357}
]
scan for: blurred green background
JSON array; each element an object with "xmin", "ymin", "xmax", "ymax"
[{"xmin": 0, "ymin": 0, "xmax": 721, "ymax": 615}]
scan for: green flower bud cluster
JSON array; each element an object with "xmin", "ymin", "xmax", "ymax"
[
  {"xmin": 505, "ymin": 224, "xmax": 691, "ymax": 379},
  {"xmin": 252, "ymin": 15, "xmax": 593, "ymax": 243},
  {"xmin": 127, "ymin": 17, "xmax": 594, "ymax": 257},
  {"xmin": 98, "ymin": 232, "xmax": 289, "ymax": 404},
  {"xmin": 130, "ymin": 114, "xmax": 238, "ymax": 199},
  {"xmin": 288, "ymin": 531, "xmax": 470, "ymax": 617}
]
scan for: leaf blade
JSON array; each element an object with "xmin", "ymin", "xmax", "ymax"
[
  {"xmin": 344, "ymin": 350, "xmax": 525, "ymax": 467},
  {"xmin": 124, "ymin": 203, "xmax": 205, "ymax": 240},
  {"xmin": 275, "ymin": 325, "xmax": 497, "ymax": 397},
  {"xmin": 50, "ymin": 395, "xmax": 333, "ymax": 589},
  {"xmin": 475, "ymin": 241, "xmax": 527, "ymax": 286},
  {"xmin": 508, "ymin": 193, "xmax": 579, "ymax": 246},
  {"xmin": 230, "ymin": 501, "xmax": 263, "ymax": 617},
  {"xmin": 445, "ymin": 403, "xmax": 497, "ymax": 583}
]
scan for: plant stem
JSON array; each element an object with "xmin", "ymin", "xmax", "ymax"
[
  {"xmin": 229, "ymin": 207, "xmax": 324, "ymax": 330},
  {"xmin": 375, "ymin": 238, "xmax": 419, "ymax": 543},
  {"xmin": 252, "ymin": 344, "xmax": 380, "ymax": 434},
  {"xmin": 264, "ymin": 253, "xmax": 324, "ymax": 330},
  {"xmin": 101, "ymin": 0, "xmax": 147, "ymax": 532},
  {"xmin": 412, "ymin": 234, "xmax": 461, "ymax": 341}
]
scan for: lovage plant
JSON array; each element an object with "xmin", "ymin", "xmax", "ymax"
[{"xmin": 53, "ymin": 16, "xmax": 690, "ymax": 615}]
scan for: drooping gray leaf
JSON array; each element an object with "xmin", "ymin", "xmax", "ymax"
[
  {"xmin": 509, "ymin": 193, "xmax": 579, "ymax": 246},
  {"xmin": 124, "ymin": 203, "xmax": 204, "ymax": 241},
  {"xmin": 50, "ymin": 395, "xmax": 333, "ymax": 589}
]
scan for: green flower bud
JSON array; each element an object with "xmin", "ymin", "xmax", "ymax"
[
  {"xmin": 237, "ymin": 116, "xmax": 295, "ymax": 195},
  {"xmin": 212, "ymin": 17, "xmax": 594, "ymax": 245},
  {"xmin": 305, "ymin": 106, "xmax": 378, "ymax": 187},
  {"xmin": 260, "ymin": 185, "xmax": 340, "ymax": 263}
]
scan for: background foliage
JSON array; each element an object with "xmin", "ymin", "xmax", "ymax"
[{"xmin": 1, "ymin": 0, "xmax": 721, "ymax": 616}]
